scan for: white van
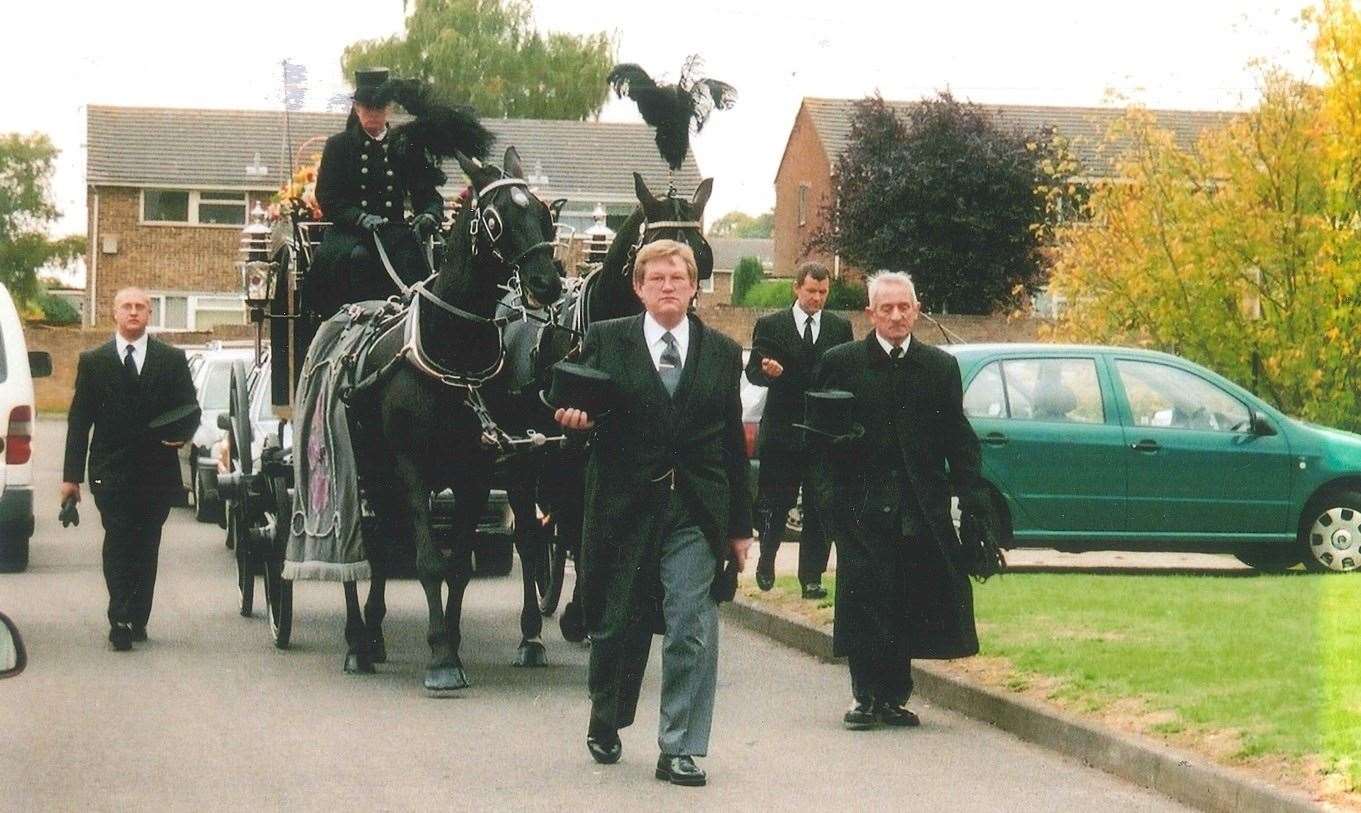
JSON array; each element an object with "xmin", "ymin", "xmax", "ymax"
[{"xmin": 0, "ymin": 285, "xmax": 52, "ymax": 572}]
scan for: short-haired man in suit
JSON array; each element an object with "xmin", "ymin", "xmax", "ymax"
[
  {"xmin": 555, "ymin": 239, "xmax": 753, "ymax": 787},
  {"xmin": 812, "ymin": 271, "xmax": 984, "ymax": 729},
  {"xmin": 61, "ymin": 287, "xmax": 197, "ymax": 651},
  {"xmin": 745, "ymin": 262, "xmax": 853, "ymax": 598}
]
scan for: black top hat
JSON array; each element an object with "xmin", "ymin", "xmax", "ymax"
[
  {"xmin": 541, "ymin": 361, "xmax": 617, "ymax": 417},
  {"xmin": 147, "ymin": 402, "xmax": 202, "ymax": 444},
  {"xmin": 793, "ymin": 389, "xmax": 864, "ymax": 442},
  {"xmin": 352, "ymin": 68, "xmax": 391, "ymax": 106}
]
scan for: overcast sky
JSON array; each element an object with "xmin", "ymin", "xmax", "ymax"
[{"xmin": 4, "ymin": 0, "xmax": 1318, "ymax": 249}]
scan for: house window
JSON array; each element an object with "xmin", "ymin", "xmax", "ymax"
[
  {"xmin": 141, "ymin": 189, "xmax": 249, "ymax": 226},
  {"xmin": 147, "ymin": 293, "xmax": 246, "ymax": 331},
  {"xmin": 193, "ymin": 296, "xmax": 247, "ymax": 330},
  {"xmin": 150, "ymin": 295, "xmax": 190, "ymax": 330},
  {"xmin": 699, "ymin": 275, "xmax": 714, "ymax": 294},
  {"xmin": 798, "ymin": 184, "xmax": 810, "ymax": 227}
]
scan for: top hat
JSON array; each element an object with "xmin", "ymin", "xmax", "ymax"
[
  {"xmin": 352, "ymin": 68, "xmax": 391, "ymax": 106},
  {"xmin": 541, "ymin": 361, "xmax": 617, "ymax": 417},
  {"xmin": 793, "ymin": 389, "xmax": 864, "ymax": 442},
  {"xmin": 147, "ymin": 402, "xmax": 202, "ymax": 444}
]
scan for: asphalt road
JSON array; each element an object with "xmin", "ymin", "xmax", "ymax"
[{"xmin": 1, "ymin": 420, "xmax": 1191, "ymax": 810}]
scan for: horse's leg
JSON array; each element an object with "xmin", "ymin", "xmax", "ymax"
[
  {"xmin": 364, "ymin": 540, "xmax": 389, "ymax": 665},
  {"xmin": 343, "ymin": 580, "xmax": 374, "ymax": 673},
  {"xmin": 558, "ymin": 473, "xmax": 588, "ymax": 644},
  {"xmin": 441, "ymin": 465, "xmax": 492, "ymax": 681},
  {"xmin": 508, "ymin": 473, "xmax": 546, "ymax": 667},
  {"xmin": 395, "ymin": 454, "xmax": 466, "ymax": 692}
]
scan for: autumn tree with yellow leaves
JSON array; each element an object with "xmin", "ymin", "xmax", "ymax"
[{"xmin": 1047, "ymin": 1, "xmax": 1361, "ymax": 431}]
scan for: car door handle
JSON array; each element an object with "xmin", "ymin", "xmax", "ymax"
[
  {"xmin": 982, "ymin": 432, "xmax": 1009, "ymax": 447},
  {"xmin": 1130, "ymin": 439, "xmax": 1161, "ymax": 452}
]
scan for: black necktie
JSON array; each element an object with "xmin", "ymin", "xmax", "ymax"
[
  {"xmin": 124, "ymin": 344, "xmax": 139, "ymax": 380},
  {"xmin": 890, "ymin": 345, "xmax": 904, "ymax": 360},
  {"xmin": 803, "ymin": 315, "xmax": 815, "ymax": 349},
  {"xmin": 659, "ymin": 331, "xmax": 682, "ymax": 397}
]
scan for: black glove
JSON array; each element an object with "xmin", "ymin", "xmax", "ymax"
[
  {"xmin": 59, "ymin": 495, "xmax": 80, "ymax": 528},
  {"xmin": 412, "ymin": 213, "xmax": 440, "ymax": 240},
  {"xmin": 356, "ymin": 213, "xmax": 388, "ymax": 232}
]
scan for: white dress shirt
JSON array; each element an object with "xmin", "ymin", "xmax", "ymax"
[
  {"xmin": 115, "ymin": 332, "xmax": 149, "ymax": 374},
  {"xmin": 642, "ymin": 313, "xmax": 690, "ymax": 372},
  {"xmin": 793, "ymin": 303, "xmax": 822, "ymax": 344},
  {"xmin": 875, "ymin": 331, "xmax": 911, "ymax": 357}
]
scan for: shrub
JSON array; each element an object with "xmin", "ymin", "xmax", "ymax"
[
  {"xmin": 36, "ymin": 292, "xmax": 80, "ymax": 325},
  {"xmin": 825, "ymin": 279, "xmax": 868, "ymax": 310},
  {"xmin": 730, "ymin": 256, "xmax": 764, "ymax": 305},
  {"xmin": 741, "ymin": 280, "xmax": 795, "ymax": 308}
]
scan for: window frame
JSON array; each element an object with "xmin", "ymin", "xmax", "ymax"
[
  {"xmin": 797, "ymin": 183, "xmax": 810, "ymax": 227},
  {"xmin": 140, "ymin": 188, "xmax": 252, "ymax": 228},
  {"xmin": 146, "ymin": 292, "xmax": 247, "ymax": 333},
  {"xmin": 1111, "ymin": 358, "xmax": 1254, "ymax": 434}
]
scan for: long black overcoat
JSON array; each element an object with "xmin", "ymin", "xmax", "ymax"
[
  {"xmin": 577, "ymin": 314, "xmax": 753, "ymax": 636},
  {"xmin": 745, "ymin": 308, "xmax": 854, "ymax": 458},
  {"xmin": 813, "ymin": 334, "xmax": 982, "ymax": 659}
]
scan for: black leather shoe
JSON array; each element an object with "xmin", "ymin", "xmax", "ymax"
[
  {"xmin": 801, "ymin": 583, "xmax": 827, "ymax": 600},
  {"xmin": 109, "ymin": 624, "xmax": 132, "ymax": 652},
  {"xmin": 655, "ymin": 754, "xmax": 706, "ymax": 786},
  {"xmin": 586, "ymin": 730, "xmax": 621, "ymax": 765},
  {"xmin": 843, "ymin": 700, "xmax": 877, "ymax": 730},
  {"xmin": 131, "ymin": 626, "xmax": 147, "ymax": 643},
  {"xmin": 877, "ymin": 703, "xmax": 921, "ymax": 727}
]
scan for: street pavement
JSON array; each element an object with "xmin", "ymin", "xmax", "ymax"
[{"xmin": 1, "ymin": 420, "xmax": 1191, "ymax": 810}]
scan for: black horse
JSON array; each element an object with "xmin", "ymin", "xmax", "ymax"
[
  {"xmin": 499, "ymin": 171, "xmax": 715, "ymax": 639},
  {"xmin": 343, "ymin": 146, "xmax": 563, "ymax": 690}
]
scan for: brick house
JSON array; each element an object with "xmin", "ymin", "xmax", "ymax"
[
  {"xmin": 772, "ymin": 97, "xmax": 1232, "ymax": 279},
  {"xmin": 84, "ymin": 106, "xmax": 702, "ymax": 329}
]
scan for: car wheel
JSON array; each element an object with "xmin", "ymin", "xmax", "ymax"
[
  {"xmin": 1300, "ymin": 489, "xmax": 1361, "ymax": 573},
  {"xmin": 192, "ymin": 457, "xmax": 214, "ymax": 523},
  {"xmin": 1233, "ymin": 545, "xmax": 1300, "ymax": 572},
  {"xmin": 0, "ymin": 536, "xmax": 29, "ymax": 573}
]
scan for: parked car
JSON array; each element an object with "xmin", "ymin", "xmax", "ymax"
[
  {"xmin": 217, "ymin": 355, "xmax": 515, "ymax": 576},
  {"xmin": 948, "ymin": 343, "xmax": 1361, "ymax": 573},
  {"xmin": 178, "ymin": 344, "xmax": 255, "ymax": 523},
  {"xmin": 0, "ymin": 285, "xmax": 51, "ymax": 572}
]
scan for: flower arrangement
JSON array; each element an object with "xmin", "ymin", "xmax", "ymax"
[{"xmin": 270, "ymin": 159, "xmax": 322, "ymax": 221}]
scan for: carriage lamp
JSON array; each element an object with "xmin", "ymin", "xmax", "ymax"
[
  {"xmin": 236, "ymin": 202, "xmax": 277, "ymax": 310},
  {"xmin": 583, "ymin": 202, "xmax": 615, "ymax": 266}
]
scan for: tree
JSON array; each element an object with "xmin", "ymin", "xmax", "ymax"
[
  {"xmin": 343, "ymin": 0, "xmax": 614, "ymax": 120},
  {"xmin": 809, "ymin": 93, "xmax": 1072, "ymax": 314},
  {"xmin": 710, "ymin": 210, "xmax": 773, "ymax": 238},
  {"xmin": 730, "ymin": 256, "xmax": 764, "ymax": 304},
  {"xmin": 0, "ymin": 133, "xmax": 85, "ymax": 308},
  {"xmin": 1046, "ymin": 31, "xmax": 1361, "ymax": 431}
]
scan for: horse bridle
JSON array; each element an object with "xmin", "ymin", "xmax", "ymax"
[{"xmin": 468, "ymin": 175, "xmax": 557, "ymax": 275}]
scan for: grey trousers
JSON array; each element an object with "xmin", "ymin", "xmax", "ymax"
[{"xmin": 588, "ymin": 509, "xmax": 720, "ymax": 757}]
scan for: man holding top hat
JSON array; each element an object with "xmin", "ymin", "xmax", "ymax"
[
  {"xmin": 308, "ymin": 67, "xmax": 446, "ymax": 316},
  {"xmin": 809, "ymin": 270, "xmax": 987, "ymax": 729},
  {"xmin": 61, "ymin": 287, "xmax": 199, "ymax": 651},
  {"xmin": 745, "ymin": 261, "xmax": 853, "ymax": 598},
  {"xmin": 554, "ymin": 238, "xmax": 752, "ymax": 787}
]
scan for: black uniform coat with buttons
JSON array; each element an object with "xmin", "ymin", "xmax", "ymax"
[
  {"xmin": 577, "ymin": 314, "xmax": 753, "ymax": 636},
  {"xmin": 309, "ymin": 116, "xmax": 444, "ymax": 314},
  {"xmin": 745, "ymin": 308, "xmax": 854, "ymax": 458},
  {"xmin": 812, "ymin": 333, "xmax": 983, "ymax": 659},
  {"xmin": 63, "ymin": 338, "xmax": 197, "ymax": 497}
]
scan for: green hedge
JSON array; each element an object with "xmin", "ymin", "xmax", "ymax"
[
  {"xmin": 741, "ymin": 280, "xmax": 795, "ymax": 308},
  {"xmin": 730, "ymin": 256, "xmax": 764, "ymax": 305},
  {"xmin": 826, "ymin": 280, "xmax": 868, "ymax": 310},
  {"xmin": 36, "ymin": 292, "xmax": 80, "ymax": 325}
]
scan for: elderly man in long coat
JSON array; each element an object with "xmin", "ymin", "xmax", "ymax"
[
  {"xmin": 812, "ymin": 270, "xmax": 985, "ymax": 729},
  {"xmin": 555, "ymin": 239, "xmax": 753, "ymax": 787}
]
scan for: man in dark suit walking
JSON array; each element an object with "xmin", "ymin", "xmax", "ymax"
[
  {"xmin": 745, "ymin": 262, "xmax": 853, "ymax": 598},
  {"xmin": 812, "ymin": 271, "xmax": 986, "ymax": 729},
  {"xmin": 61, "ymin": 287, "xmax": 197, "ymax": 651},
  {"xmin": 555, "ymin": 239, "xmax": 753, "ymax": 787}
]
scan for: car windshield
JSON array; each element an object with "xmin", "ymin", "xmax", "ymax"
[{"xmin": 201, "ymin": 362, "xmax": 232, "ymax": 410}]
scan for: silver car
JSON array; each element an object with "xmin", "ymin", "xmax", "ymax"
[{"xmin": 178, "ymin": 344, "xmax": 255, "ymax": 523}]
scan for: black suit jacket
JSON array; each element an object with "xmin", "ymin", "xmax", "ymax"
[
  {"xmin": 64, "ymin": 338, "xmax": 197, "ymax": 495},
  {"xmin": 578, "ymin": 314, "xmax": 753, "ymax": 632},
  {"xmin": 745, "ymin": 308, "xmax": 854, "ymax": 456}
]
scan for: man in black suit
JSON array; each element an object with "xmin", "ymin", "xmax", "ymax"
[
  {"xmin": 62, "ymin": 287, "xmax": 197, "ymax": 651},
  {"xmin": 745, "ymin": 262, "xmax": 854, "ymax": 598},
  {"xmin": 812, "ymin": 271, "xmax": 986, "ymax": 730},
  {"xmin": 555, "ymin": 239, "xmax": 753, "ymax": 787},
  {"xmin": 308, "ymin": 68, "xmax": 444, "ymax": 316}
]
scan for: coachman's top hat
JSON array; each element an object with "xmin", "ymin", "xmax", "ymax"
[
  {"xmin": 542, "ymin": 361, "xmax": 617, "ymax": 417},
  {"xmin": 352, "ymin": 68, "xmax": 391, "ymax": 106},
  {"xmin": 147, "ymin": 402, "xmax": 202, "ymax": 445},
  {"xmin": 793, "ymin": 389, "xmax": 864, "ymax": 442}
]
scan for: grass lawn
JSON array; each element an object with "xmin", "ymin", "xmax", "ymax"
[{"xmin": 749, "ymin": 571, "xmax": 1361, "ymax": 797}]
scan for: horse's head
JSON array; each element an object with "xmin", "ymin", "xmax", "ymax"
[
  {"xmin": 633, "ymin": 172, "xmax": 714, "ymax": 279},
  {"xmin": 455, "ymin": 147, "xmax": 563, "ymax": 310}
]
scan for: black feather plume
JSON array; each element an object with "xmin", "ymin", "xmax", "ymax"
[
  {"xmin": 607, "ymin": 57, "xmax": 736, "ymax": 172},
  {"xmin": 385, "ymin": 79, "xmax": 494, "ymax": 163}
]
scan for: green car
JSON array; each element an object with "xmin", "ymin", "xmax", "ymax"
[{"xmin": 944, "ymin": 343, "xmax": 1361, "ymax": 573}]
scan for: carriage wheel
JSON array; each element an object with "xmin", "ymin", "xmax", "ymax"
[
  {"xmin": 228, "ymin": 362, "xmax": 258, "ymax": 617},
  {"xmin": 263, "ymin": 474, "xmax": 294, "ymax": 649},
  {"xmin": 537, "ymin": 527, "xmax": 568, "ymax": 616},
  {"xmin": 233, "ymin": 515, "xmax": 255, "ymax": 617}
]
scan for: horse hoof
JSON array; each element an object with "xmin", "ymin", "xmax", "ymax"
[
  {"xmin": 560, "ymin": 602, "xmax": 587, "ymax": 644},
  {"xmin": 369, "ymin": 633, "xmax": 387, "ymax": 664},
  {"xmin": 424, "ymin": 665, "xmax": 470, "ymax": 692},
  {"xmin": 512, "ymin": 640, "xmax": 547, "ymax": 668},
  {"xmin": 344, "ymin": 652, "xmax": 376, "ymax": 674}
]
